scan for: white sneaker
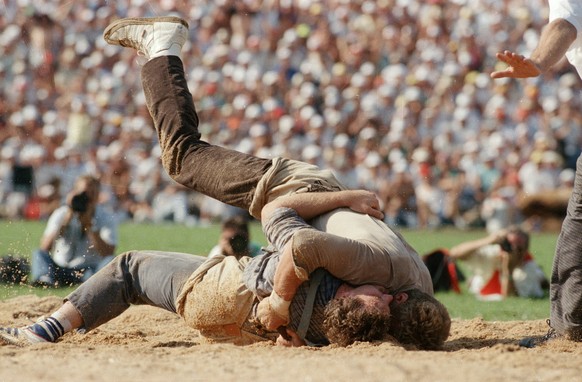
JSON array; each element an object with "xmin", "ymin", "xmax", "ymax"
[
  {"xmin": 0, "ymin": 326, "xmax": 49, "ymax": 347},
  {"xmin": 103, "ymin": 16, "xmax": 189, "ymax": 59}
]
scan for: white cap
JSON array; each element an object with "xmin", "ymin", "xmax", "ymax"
[{"xmin": 541, "ymin": 150, "xmax": 562, "ymax": 165}]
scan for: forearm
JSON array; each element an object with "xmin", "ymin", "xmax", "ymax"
[
  {"xmin": 39, "ymin": 234, "xmax": 57, "ymax": 252},
  {"xmin": 500, "ymin": 255, "xmax": 516, "ymax": 297},
  {"xmin": 500, "ymin": 274, "xmax": 515, "ymax": 298},
  {"xmin": 531, "ymin": 19, "xmax": 577, "ymax": 72},
  {"xmin": 272, "ymin": 242, "xmax": 304, "ymax": 301},
  {"xmin": 261, "ymin": 190, "xmax": 383, "ymax": 224},
  {"xmin": 262, "ymin": 191, "xmax": 353, "ymax": 222},
  {"xmin": 449, "ymin": 235, "xmax": 497, "ymax": 259}
]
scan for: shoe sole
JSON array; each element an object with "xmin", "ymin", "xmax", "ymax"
[
  {"xmin": 103, "ymin": 16, "xmax": 189, "ymax": 45},
  {"xmin": 0, "ymin": 331, "xmax": 23, "ymax": 347}
]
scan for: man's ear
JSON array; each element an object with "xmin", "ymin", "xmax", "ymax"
[{"xmin": 395, "ymin": 292, "xmax": 408, "ymax": 304}]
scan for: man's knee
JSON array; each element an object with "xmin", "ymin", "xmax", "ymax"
[{"xmin": 105, "ymin": 251, "xmax": 142, "ymax": 276}]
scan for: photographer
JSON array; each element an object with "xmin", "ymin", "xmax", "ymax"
[
  {"xmin": 208, "ymin": 215, "xmax": 262, "ymax": 260},
  {"xmin": 30, "ymin": 175, "xmax": 118, "ymax": 286},
  {"xmin": 448, "ymin": 226, "xmax": 548, "ymax": 300}
]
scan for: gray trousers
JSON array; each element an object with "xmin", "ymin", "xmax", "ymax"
[
  {"xmin": 67, "ymin": 251, "xmax": 206, "ymax": 330},
  {"xmin": 550, "ymin": 154, "xmax": 582, "ymax": 339}
]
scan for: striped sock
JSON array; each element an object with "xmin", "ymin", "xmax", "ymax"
[{"xmin": 28, "ymin": 317, "xmax": 66, "ymax": 342}]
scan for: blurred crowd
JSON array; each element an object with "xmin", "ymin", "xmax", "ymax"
[{"xmin": 0, "ymin": 0, "xmax": 581, "ymax": 230}]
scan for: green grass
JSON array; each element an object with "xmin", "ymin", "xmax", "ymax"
[
  {"xmin": 0, "ymin": 220, "xmax": 269, "ymax": 301},
  {"xmin": 0, "ymin": 220, "xmax": 558, "ymax": 321}
]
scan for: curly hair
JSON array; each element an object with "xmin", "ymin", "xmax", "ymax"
[
  {"xmin": 388, "ymin": 289, "xmax": 451, "ymax": 350},
  {"xmin": 322, "ymin": 296, "xmax": 392, "ymax": 346}
]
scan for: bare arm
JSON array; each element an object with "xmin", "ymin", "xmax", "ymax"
[
  {"xmin": 272, "ymin": 242, "xmax": 304, "ymax": 300},
  {"xmin": 531, "ymin": 19, "xmax": 578, "ymax": 72},
  {"xmin": 491, "ymin": 19, "xmax": 577, "ymax": 78},
  {"xmin": 40, "ymin": 208, "xmax": 74, "ymax": 251},
  {"xmin": 41, "ymin": 210, "xmax": 115, "ymax": 257},
  {"xmin": 499, "ymin": 252, "xmax": 516, "ymax": 298},
  {"xmin": 261, "ymin": 190, "xmax": 383, "ymax": 223},
  {"xmin": 449, "ymin": 231, "xmax": 505, "ymax": 260}
]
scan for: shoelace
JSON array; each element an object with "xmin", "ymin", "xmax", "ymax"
[
  {"xmin": 518, "ymin": 318, "xmax": 558, "ymax": 348},
  {"xmin": 542, "ymin": 319, "xmax": 557, "ymax": 341},
  {"xmin": 119, "ymin": 28, "xmax": 149, "ymax": 55}
]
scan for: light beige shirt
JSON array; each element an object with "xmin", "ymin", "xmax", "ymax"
[
  {"xmin": 254, "ymin": 157, "xmax": 433, "ymax": 295},
  {"xmin": 310, "ymin": 209, "xmax": 433, "ymax": 294}
]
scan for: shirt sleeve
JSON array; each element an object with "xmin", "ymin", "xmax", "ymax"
[
  {"xmin": 549, "ymin": 0, "xmax": 582, "ymax": 31},
  {"xmin": 42, "ymin": 206, "xmax": 68, "ymax": 239},
  {"xmin": 549, "ymin": 0, "xmax": 582, "ymax": 76},
  {"xmin": 242, "ymin": 246, "xmax": 280, "ymax": 298},
  {"xmin": 243, "ymin": 207, "xmax": 310, "ymax": 297},
  {"xmin": 290, "ymin": 227, "xmax": 392, "ymax": 287},
  {"xmin": 261, "ymin": 207, "xmax": 311, "ymax": 252}
]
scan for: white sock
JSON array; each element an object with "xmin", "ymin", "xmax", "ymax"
[{"xmin": 150, "ymin": 44, "xmax": 183, "ymax": 59}]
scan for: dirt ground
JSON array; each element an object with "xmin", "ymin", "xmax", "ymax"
[{"xmin": 1, "ymin": 295, "xmax": 581, "ymax": 382}]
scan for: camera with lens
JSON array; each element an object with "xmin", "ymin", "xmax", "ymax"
[
  {"xmin": 229, "ymin": 232, "xmax": 249, "ymax": 255},
  {"xmin": 70, "ymin": 191, "xmax": 90, "ymax": 213},
  {"xmin": 499, "ymin": 237, "xmax": 513, "ymax": 253}
]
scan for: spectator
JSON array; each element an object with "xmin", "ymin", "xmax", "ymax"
[
  {"xmin": 0, "ymin": 1, "xmax": 578, "ymax": 227},
  {"xmin": 448, "ymin": 227, "xmax": 549, "ymax": 300},
  {"xmin": 208, "ymin": 215, "xmax": 262, "ymax": 260},
  {"xmin": 382, "ymin": 165, "xmax": 418, "ymax": 228},
  {"xmin": 151, "ymin": 183, "xmax": 194, "ymax": 225},
  {"xmin": 31, "ymin": 174, "xmax": 118, "ymax": 286},
  {"xmin": 481, "ymin": 187, "xmax": 517, "ymax": 234},
  {"xmin": 414, "ymin": 171, "xmax": 445, "ymax": 228}
]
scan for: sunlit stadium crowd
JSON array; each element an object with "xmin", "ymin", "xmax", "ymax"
[{"xmin": 0, "ymin": 0, "xmax": 580, "ymax": 230}]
